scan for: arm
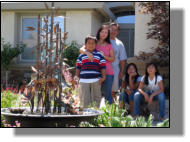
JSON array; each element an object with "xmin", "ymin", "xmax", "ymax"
[
  {"xmin": 99, "ymin": 69, "xmax": 106, "ymax": 84},
  {"xmin": 75, "ymin": 69, "xmax": 80, "ymax": 78},
  {"xmin": 129, "ymin": 73, "xmax": 139, "ymax": 90},
  {"xmin": 101, "ymin": 49, "xmax": 115, "ymax": 62},
  {"xmin": 150, "ymin": 81, "xmax": 164, "ymax": 97},
  {"xmin": 119, "ymin": 42, "xmax": 127, "ymax": 79},
  {"xmin": 79, "ymin": 46, "xmax": 93, "ymax": 61},
  {"xmin": 138, "ymin": 81, "xmax": 149, "ymax": 102},
  {"xmin": 121, "ymin": 80, "xmax": 126, "ymax": 89},
  {"xmin": 129, "ymin": 78, "xmax": 140, "ymax": 90},
  {"xmin": 119, "ymin": 60, "xmax": 126, "ymax": 79}
]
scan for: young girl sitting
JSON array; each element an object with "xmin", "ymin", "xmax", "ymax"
[
  {"xmin": 134, "ymin": 63, "xmax": 165, "ymax": 120},
  {"xmin": 119, "ymin": 63, "xmax": 141, "ymax": 115}
]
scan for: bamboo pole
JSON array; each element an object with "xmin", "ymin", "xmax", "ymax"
[{"xmin": 58, "ymin": 27, "xmax": 62, "ymax": 114}]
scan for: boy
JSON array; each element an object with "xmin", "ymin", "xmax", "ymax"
[{"xmin": 76, "ymin": 35, "xmax": 106, "ymax": 108}]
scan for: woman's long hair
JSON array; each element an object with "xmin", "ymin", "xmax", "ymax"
[
  {"xmin": 125, "ymin": 63, "xmax": 140, "ymax": 86},
  {"xmin": 144, "ymin": 63, "xmax": 160, "ymax": 85},
  {"xmin": 96, "ymin": 25, "xmax": 111, "ymax": 44}
]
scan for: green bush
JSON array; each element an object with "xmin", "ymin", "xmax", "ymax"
[
  {"xmin": 1, "ymin": 89, "xmax": 21, "ymax": 108},
  {"xmin": 63, "ymin": 41, "xmax": 80, "ymax": 67},
  {"xmin": 79, "ymin": 103, "xmax": 169, "ymax": 127},
  {"xmin": 1, "ymin": 38, "xmax": 25, "ymax": 70}
]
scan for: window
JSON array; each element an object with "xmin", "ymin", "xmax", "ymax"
[
  {"xmin": 20, "ymin": 16, "xmax": 65, "ymax": 62},
  {"xmin": 117, "ymin": 15, "xmax": 135, "ymax": 24},
  {"xmin": 21, "ymin": 17, "xmax": 38, "ymax": 61}
]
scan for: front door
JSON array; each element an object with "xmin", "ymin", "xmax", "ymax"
[{"xmin": 118, "ymin": 23, "xmax": 134, "ymax": 58}]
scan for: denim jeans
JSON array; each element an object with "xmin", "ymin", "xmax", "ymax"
[
  {"xmin": 102, "ymin": 75, "xmax": 114, "ymax": 104},
  {"xmin": 119, "ymin": 90, "xmax": 137, "ymax": 103},
  {"xmin": 134, "ymin": 91, "xmax": 165, "ymax": 118}
]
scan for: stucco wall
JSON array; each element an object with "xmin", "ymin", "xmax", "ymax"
[
  {"xmin": 2, "ymin": 10, "xmax": 103, "ymax": 47},
  {"xmin": 1, "ymin": 12, "xmax": 16, "ymax": 44},
  {"xmin": 91, "ymin": 11, "xmax": 103, "ymax": 36},
  {"xmin": 134, "ymin": 2, "xmax": 159, "ymax": 56},
  {"xmin": 65, "ymin": 10, "xmax": 92, "ymax": 45}
]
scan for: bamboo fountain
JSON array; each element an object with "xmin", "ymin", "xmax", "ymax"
[{"xmin": 1, "ymin": 2, "xmax": 104, "ymax": 127}]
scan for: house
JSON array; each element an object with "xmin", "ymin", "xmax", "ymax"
[{"xmin": 1, "ymin": 2, "xmax": 161, "ymax": 83}]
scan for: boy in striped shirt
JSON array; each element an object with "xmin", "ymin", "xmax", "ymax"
[{"xmin": 76, "ymin": 35, "xmax": 106, "ymax": 108}]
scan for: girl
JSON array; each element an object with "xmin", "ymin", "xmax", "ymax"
[
  {"xmin": 134, "ymin": 63, "xmax": 165, "ymax": 120},
  {"xmin": 80, "ymin": 25, "xmax": 115, "ymax": 104},
  {"xmin": 119, "ymin": 63, "xmax": 141, "ymax": 115}
]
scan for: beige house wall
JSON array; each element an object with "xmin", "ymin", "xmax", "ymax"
[
  {"xmin": 91, "ymin": 10, "xmax": 103, "ymax": 36},
  {"xmin": 1, "ymin": 12, "xmax": 16, "ymax": 44},
  {"xmin": 65, "ymin": 10, "xmax": 92, "ymax": 45},
  {"xmin": 134, "ymin": 2, "xmax": 159, "ymax": 56}
]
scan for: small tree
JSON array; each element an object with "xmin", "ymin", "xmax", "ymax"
[
  {"xmin": 1, "ymin": 38, "xmax": 26, "ymax": 87},
  {"xmin": 136, "ymin": 2, "xmax": 169, "ymax": 67},
  {"xmin": 63, "ymin": 41, "xmax": 80, "ymax": 67}
]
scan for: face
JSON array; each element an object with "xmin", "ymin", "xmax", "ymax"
[
  {"xmin": 110, "ymin": 25, "xmax": 119, "ymax": 39},
  {"xmin": 127, "ymin": 65, "xmax": 136, "ymax": 75},
  {"xmin": 99, "ymin": 29, "xmax": 108, "ymax": 41},
  {"xmin": 147, "ymin": 64, "xmax": 156, "ymax": 75},
  {"xmin": 85, "ymin": 39, "xmax": 96, "ymax": 52}
]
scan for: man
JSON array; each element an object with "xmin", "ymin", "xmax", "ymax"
[{"xmin": 109, "ymin": 23, "xmax": 127, "ymax": 102}]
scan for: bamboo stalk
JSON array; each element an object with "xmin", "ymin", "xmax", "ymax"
[
  {"xmin": 49, "ymin": 2, "xmax": 54, "ymax": 75},
  {"xmin": 34, "ymin": 13, "xmax": 41, "ymax": 113},
  {"xmin": 58, "ymin": 28, "xmax": 62, "ymax": 114}
]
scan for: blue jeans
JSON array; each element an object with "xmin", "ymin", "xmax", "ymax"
[
  {"xmin": 102, "ymin": 75, "xmax": 114, "ymax": 104},
  {"xmin": 134, "ymin": 91, "xmax": 165, "ymax": 118},
  {"xmin": 119, "ymin": 90, "xmax": 137, "ymax": 103}
]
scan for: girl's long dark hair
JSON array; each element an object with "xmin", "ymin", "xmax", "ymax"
[
  {"xmin": 144, "ymin": 63, "xmax": 160, "ymax": 85},
  {"xmin": 125, "ymin": 63, "xmax": 140, "ymax": 86},
  {"xmin": 96, "ymin": 25, "xmax": 111, "ymax": 44}
]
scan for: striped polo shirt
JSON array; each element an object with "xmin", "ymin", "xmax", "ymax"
[{"xmin": 76, "ymin": 49, "xmax": 106, "ymax": 79}]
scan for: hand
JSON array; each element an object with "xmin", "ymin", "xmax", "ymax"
[
  {"xmin": 119, "ymin": 71, "xmax": 124, "ymax": 80},
  {"xmin": 86, "ymin": 52, "xmax": 93, "ymax": 61},
  {"xmin": 100, "ymin": 51, "xmax": 104, "ymax": 57},
  {"xmin": 130, "ymin": 72, "xmax": 137, "ymax": 78},
  {"xmin": 126, "ymin": 89, "xmax": 132, "ymax": 95},
  {"xmin": 99, "ymin": 77, "xmax": 105, "ymax": 85},
  {"xmin": 148, "ymin": 95, "xmax": 154, "ymax": 104},
  {"xmin": 144, "ymin": 94, "xmax": 150, "ymax": 103}
]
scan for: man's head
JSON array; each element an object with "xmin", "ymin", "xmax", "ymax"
[
  {"xmin": 109, "ymin": 22, "xmax": 119, "ymax": 39},
  {"xmin": 85, "ymin": 35, "xmax": 97, "ymax": 52}
]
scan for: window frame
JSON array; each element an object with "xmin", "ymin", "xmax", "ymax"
[
  {"xmin": 19, "ymin": 15, "xmax": 39, "ymax": 62},
  {"xmin": 19, "ymin": 14, "xmax": 65, "ymax": 63}
]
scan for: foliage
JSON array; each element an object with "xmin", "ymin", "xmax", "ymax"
[
  {"xmin": 1, "ymin": 38, "xmax": 26, "ymax": 70},
  {"xmin": 1, "ymin": 88, "xmax": 21, "ymax": 108},
  {"xmin": 1, "ymin": 118, "xmax": 21, "ymax": 127},
  {"xmin": 136, "ymin": 2, "xmax": 169, "ymax": 67},
  {"xmin": 156, "ymin": 118, "xmax": 169, "ymax": 127},
  {"xmin": 63, "ymin": 41, "xmax": 80, "ymax": 67},
  {"xmin": 79, "ymin": 103, "xmax": 169, "ymax": 127}
]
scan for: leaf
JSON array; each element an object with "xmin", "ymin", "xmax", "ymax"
[
  {"xmin": 25, "ymin": 26, "xmax": 35, "ymax": 31},
  {"xmin": 53, "ymin": 25, "xmax": 57, "ymax": 33},
  {"xmin": 31, "ymin": 66, "xmax": 38, "ymax": 73},
  {"xmin": 43, "ymin": 18, "xmax": 48, "ymax": 24},
  {"xmin": 44, "ymin": 2, "xmax": 49, "ymax": 10},
  {"xmin": 63, "ymin": 32, "xmax": 68, "ymax": 40}
]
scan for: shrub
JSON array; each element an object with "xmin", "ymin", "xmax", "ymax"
[
  {"xmin": 1, "ymin": 38, "xmax": 25, "ymax": 70},
  {"xmin": 63, "ymin": 41, "xmax": 80, "ymax": 67},
  {"xmin": 1, "ymin": 88, "xmax": 21, "ymax": 108},
  {"xmin": 79, "ymin": 102, "xmax": 169, "ymax": 127}
]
